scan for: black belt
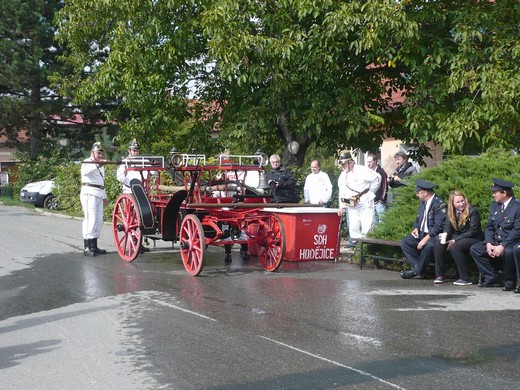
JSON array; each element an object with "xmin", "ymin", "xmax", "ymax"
[{"xmin": 82, "ymin": 183, "xmax": 104, "ymax": 190}]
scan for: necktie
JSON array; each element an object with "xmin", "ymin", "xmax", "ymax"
[{"xmin": 421, "ymin": 202, "xmax": 428, "ymax": 232}]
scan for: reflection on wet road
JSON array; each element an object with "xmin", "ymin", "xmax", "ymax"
[{"xmin": 1, "ymin": 205, "xmax": 520, "ymax": 389}]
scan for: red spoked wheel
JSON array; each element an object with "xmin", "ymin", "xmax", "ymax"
[
  {"xmin": 179, "ymin": 214, "xmax": 205, "ymax": 276},
  {"xmin": 257, "ymin": 214, "xmax": 285, "ymax": 272},
  {"xmin": 112, "ymin": 194, "xmax": 142, "ymax": 262}
]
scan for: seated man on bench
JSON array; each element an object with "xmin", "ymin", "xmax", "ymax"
[{"xmin": 400, "ymin": 180, "xmax": 447, "ymax": 279}]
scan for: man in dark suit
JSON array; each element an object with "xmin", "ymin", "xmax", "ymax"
[
  {"xmin": 470, "ymin": 179, "xmax": 520, "ymax": 289},
  {"xmin": 400, "ymin": 180, "xmax": 447, "ymax": 279}
]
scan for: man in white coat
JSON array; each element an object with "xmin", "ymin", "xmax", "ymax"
[
  {"xmin": 303, "ymin": 160, "xmax": 332, "ymax": 207},
  {"xmin": 81, "ymin": 142, "xmax": 108, "ymax": 257},
  {"xmin": 117, "ymin": 140, "xmax": 146, "ymax": 194},
  {"xmin": 337, "ymin": 152, "xmax": 381, "ymax": 242},
  {"xmin": 116, "ymin": 140, "xmax": 151, "ymax": 253}
]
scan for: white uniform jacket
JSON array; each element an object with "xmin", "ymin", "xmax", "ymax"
[
  {"xmin": 304, "ymin": 171, "xmax": 333, "ymax": 204},
  {"xmin": 81, "ymin": 158, "xmax": 107, "ymax": 199},
  {"xmin": 337, "ymin": 165, "xmax": 380, "ymax": 208}
]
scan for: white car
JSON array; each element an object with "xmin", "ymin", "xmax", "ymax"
[{"xmin": 20, "ymin": 179, "xmax": 60, "ymax": 210}]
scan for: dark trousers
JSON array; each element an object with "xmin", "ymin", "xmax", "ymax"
[
  {"xmin": 433, "ymin": 237, "xmax": 480, "ymax": 280},
  {"xmin": 513, "ymin": 245, "xmax": 520, "ymax": 283},
  {"xmin": 401, "ymin": 233, "xmax": 435, "ymax": 276},
  {"xmin": 470, "ymin": 241, "xmax": 516, "ymax": 283}
]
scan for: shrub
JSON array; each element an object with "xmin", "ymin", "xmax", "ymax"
[
  {"xmin": 372, "ymin": 150, "xmax": 520, "ymax": 240},
  {"xmin": 361, "ymin": 151, "xmax": 520, "ymax": 266},
  {"xmin": 0, "ymin": 184, "xmax": 14, "ymax": 199}
]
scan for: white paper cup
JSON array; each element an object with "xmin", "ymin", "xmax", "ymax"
[{"xmin": 439, "ymin": 232, "xmax": 447, "ymax": 244}]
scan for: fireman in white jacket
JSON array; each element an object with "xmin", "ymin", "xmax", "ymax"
[
  {"xmin": 117, "ymin": 140, "xmax": 147, "ymax": 194},
  {"xmin": 81, "ymin": 142, "xmax": 108, "ymax": 256},
  {"xmin": 337, "ymin": 152, "xmax": 381, "ymax": 241}
]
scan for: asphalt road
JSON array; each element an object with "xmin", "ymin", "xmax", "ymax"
[{"xmin": 1, "ymin": 204, "xmax": 519, "ymax": 389}]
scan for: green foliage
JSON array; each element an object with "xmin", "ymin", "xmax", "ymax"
[
  {"xmin": 53, "ymin": 0, "xmax": 210, "ymax": 160},
  {"xmin": 401, "ymin": 0, "xmax": 520, "ymax": 153},
  {"xmin": 0, "ymin": 184, "xmax": 14, "ymax": 199},
  {"xmin": 0, "ymin": 0, "xmax": 114, "ymax": 159},
  {"xmin": 51, "ymin": 0, "xmax": 520, "ymax": 167},
  {"xmin": 372, "ymin": 151, "xmax": 520, "ymax": 240},
  {"xmin": 13, "ymin": 144, "xmax": 73, "ymax": 194},
  {"xmin": 53, "ymin": 164, "xmax": 81, "ymax": 214},
  {"xmin": 202, "ymin": 0, "xmax": 418, "ymax": 161}
]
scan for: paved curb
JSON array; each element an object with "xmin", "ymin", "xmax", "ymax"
[{"xmin": 33, "ymin": 206, "xmax": 84, "ymax": 221}]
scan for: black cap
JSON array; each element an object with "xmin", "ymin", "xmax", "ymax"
[
  {"xmin": 491, "ymin": 178, "xmax": 515, "ymax": 192},
  {"xmin": 128, "ymin": 139, "xmax": 140, "ymax": 150},
  {"xmin": 91, "ymin": 142, "xmax": 104, "ymax": 152},
  {"xmin": 338, "ymin": 152, "xmax": 354, "ymax": 165},
  {"xmin": 415, "ymin": 179, "xmax": 435, "ymax": 191}
]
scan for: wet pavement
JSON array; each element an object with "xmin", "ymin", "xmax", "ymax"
[{"xmin": 1, "ymin": 204, "xmax": 520, "ymax": 389}]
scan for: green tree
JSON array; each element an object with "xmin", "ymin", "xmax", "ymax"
[
  {"xmin": 54, "ymin": 0, "xmax": 219, "ymax": 157},
  {"xmin": 201, "ymin": 0, "xmax": 419, "ymax": 165},
  {"xmin": 0, "ymin": 0, "xmax": 118, "ymax": 164},
  {"xmin": 54, "ymin": 0, "xmax": 520, "ymax": 167},
  {"xmin": 398, "ymin": 0, "xmax": 520, "ymax": 153}
]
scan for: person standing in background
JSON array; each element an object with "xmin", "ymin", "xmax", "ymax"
[
  {"xmin": 366, "ymin": 153, "xmax": 388, "ymax": 224},
  {"xmin": 117, "ymin": 139, "xmax": 146, "ymax": 194},
  {"xmin": 266, "ymin": 154, "xmax": 299, "ymax": 203},
  {"xmin": 389, "ymin": 151, "xmax": 416, "ymax": 188},
  {"xmin": 117, "ymin": 139, "xmax": 150, "ymax": 253},
  {"xmin": 303, "ymin": 160, "xmax": 332, "ymax": 207},
  {"xmin": 80, "ymin": 142, "xmax": 108, "ymax": 257},
  {"xmin": 337, "ymin": 152, "xmax": 381, "ymax": 242}
]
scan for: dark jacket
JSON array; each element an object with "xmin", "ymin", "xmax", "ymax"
[
  {"xmin": 266, "ymin": 166, "xmax": 299, "ymax": 203},
  {"xmin": 484, "ymin": 197, "xmax": 520, "ymax": 246},
  {"xmin": 413, "ymin": 194, "xmax": 447, "ymax": 237},
  {"xmin": 444, "ymin": 205, "xmax": 483, "ymax": 241},
  {"xmin": 374, "ymin": 164, "xmax": 388, "ymax": 203},
  {"xmin": 389, "ymin": 162, "xmax": 416, "ymax": 188}
]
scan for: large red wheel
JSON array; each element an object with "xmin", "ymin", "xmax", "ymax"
[
  {"xmin": 179, "ymin": 214, "xmax": 205, "ymax": 276},
  {"xmin": 257, "ymin": 214, "xmax": 285, "ymax": 272},
  {"xmin": 112, "ymin": 194, "xmax": 142, "ymax": 262}
]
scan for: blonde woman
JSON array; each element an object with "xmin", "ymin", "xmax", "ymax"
[{"xmin": 433, "ymin": 191, "xmax": 483, "ymax": 285}]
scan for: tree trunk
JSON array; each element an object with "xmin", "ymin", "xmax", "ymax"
[
  {"xmin": 28, "ymin": 73, "xmax": 42, "ymax": 160},
  {"xmin": 276, "ymin": 113, "xmax": 309, "ymax": 168}
]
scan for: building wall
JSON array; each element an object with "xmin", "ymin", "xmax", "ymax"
[
  {"xmin": 380, "ymin": 138, "xmax": 442, "ymax": 176},
  {"xmin": 349, "ymin": 139, "xmax": 443, "ymax": 176}
]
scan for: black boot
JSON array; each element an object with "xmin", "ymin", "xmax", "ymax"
[
  {"xmin": 84, "ymin": 239, "xmax": 96, "ymax": 257},
  {"xmin": 224, "ymin": 244, "xmax": 232, "ymax": 263},
  {"xmin": 91, "ymin": 238, "xmax": 107, "ymax": 255},
  {"xmin": 240, "ymin": 244, "xmax": 250, "ymax": 260}
]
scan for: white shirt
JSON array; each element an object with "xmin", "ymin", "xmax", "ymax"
[
  {"xmin": 338, "ymin": 164, "xmax": 381, "ymax": 208},
  {"xmin": 81, "ymin": 157, "xmax": 107, "ymax": 199},
  {"xmin": 117, "ymin": 158, "xmax": 149, "ymax": 194},
  {"xmin": 303, "ymin": 170, "xmax": 332, "ymax": 204},
  {"xmin": 421, "ymin": 195, "xmax": 435, "ymax": 233},
  {"xmin": 225, "ymin": 170, "xmax": 260, "ymax": 190}
]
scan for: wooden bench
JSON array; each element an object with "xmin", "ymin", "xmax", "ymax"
[{"xmin": 357, "ymin": 237, "xmax": 404, "ymax": 269}]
